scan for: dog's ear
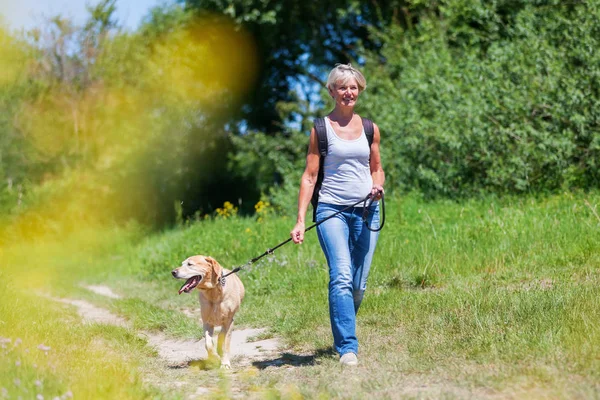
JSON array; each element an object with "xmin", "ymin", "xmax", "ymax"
[{"xmin": 205, "ymin": 256, "xmax": 222, "ymax": 286}]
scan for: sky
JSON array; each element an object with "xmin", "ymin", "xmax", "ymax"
[{"xmin": 0, "ymin": 0, "xmax": 170, "ymax": 31}]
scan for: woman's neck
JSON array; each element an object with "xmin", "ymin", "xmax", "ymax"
[{"xmin": 329, "ymin": 107, "xmax": 355, "ymax": 126}]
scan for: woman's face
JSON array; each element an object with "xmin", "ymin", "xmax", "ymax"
[{"xmin": 330, "ymin": 77, "xmax": 360, "ymax": 109}]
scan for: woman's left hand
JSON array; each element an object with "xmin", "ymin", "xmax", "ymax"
[{"xmin": 371, "ymin": 185, "xmax": 384, "ymax": 200}]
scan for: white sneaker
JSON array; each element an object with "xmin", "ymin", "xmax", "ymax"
[{"xmin": 339, "ymin": 352, "xmax": 358, "ymax": 366}]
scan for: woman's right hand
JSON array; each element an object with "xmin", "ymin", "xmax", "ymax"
[{"xmin": 290, "ymin": 222, "xmax": 306, "ymax": 244}]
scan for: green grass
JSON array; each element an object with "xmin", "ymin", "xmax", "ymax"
[
  {"xmin": 2, "ymin": 191, "xmax": 600, "ymax": 398},
  {"xmin": 112, "ymin": 297, "xmax": 201, "ymax": 338},
  {"xmin": 0, "ymin": 271, "xmax": 161, "ymax": 399}
]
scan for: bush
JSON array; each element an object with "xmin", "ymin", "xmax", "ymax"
[{"xmin": 359, "ymin": 0, "xmax": 600, "ymax": 197}]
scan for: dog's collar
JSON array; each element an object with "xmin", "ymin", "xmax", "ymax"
[{"xmin": 219, "ymin": 267, "xmax": 241, "ymax": 285}]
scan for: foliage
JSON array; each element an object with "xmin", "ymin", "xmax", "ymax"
[
  {"xmin": 0, "ymin": 25, "xmax": 38, "ymax": 211},
  {"xmin": 0, "ymin": 3, "xmax": 262, "ymax": 236},
  {"xmin": 228, "ymin": 126, "xmax": 307, "ymax": 212},
  {"xmin": 181, "ymin": 0, "xmax": 435, "ymax": 133},
  {"xmin": 359, "ymin": 0, "xmax": 600, "ymax": 196},
  {"xmin": 2, "ymin": 0, "xmax": 600, "ymax": 233},
  {"xmin": 231, "ymin": 0, "xmax": 600, "ymax": 204}
]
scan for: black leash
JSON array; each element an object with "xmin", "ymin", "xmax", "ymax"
[
  {"xmin": 362, "ymin": 191, "xmax": 385, "ymax": 232},
  {"xmin": 220, "ymin": 191, "xmax": 385, "ymax": 284}
]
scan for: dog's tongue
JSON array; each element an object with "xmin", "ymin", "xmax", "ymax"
[{"xmin": 178, "ymin": 276, "xmax": 201, "ymax": 295}]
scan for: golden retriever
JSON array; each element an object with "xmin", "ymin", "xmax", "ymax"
[{"xmin": 172, "ymin": 255, "xmax": 245, "ymax": 369}]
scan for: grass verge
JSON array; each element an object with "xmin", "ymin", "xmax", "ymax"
[{"xmin": 2, "ymin": 191, "xmax": 600, "ymax": 398}]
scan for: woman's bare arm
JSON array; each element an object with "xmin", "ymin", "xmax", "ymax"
[
  {"xmin": 291, "ymin": 128, "xmax": 320, "ymax": 243},
  {"xmin": 370, "ymin": 123, "xmax": 385, "ymax": 197}
]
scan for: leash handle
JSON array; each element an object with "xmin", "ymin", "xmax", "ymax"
[{"xmin": 362, "ymin": 191, "xmax": 385, "ymax": 232}]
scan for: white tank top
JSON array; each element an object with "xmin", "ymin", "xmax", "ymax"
[{"xmin": 318, "ymin": 117, "xmax": 373, "ymax": 206}]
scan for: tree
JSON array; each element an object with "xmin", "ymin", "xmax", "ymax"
[
  {"xmin": 1, "ymin": 3, "xmax": 265, "ymax": 230},
  {"xmin": 181, "ymin": 0, "xmax": 433, "ymax": 133}
]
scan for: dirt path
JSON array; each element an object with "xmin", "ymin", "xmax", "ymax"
[
  {"xmin": 52, "ymin": 284, "xmax": 282, "ymax": 398},
  {"xmin": 82, "ymin": 284, "xmax": 122, "ymax": 299},
  {"xmin": 50, "ymin": 285, "xmax": 502, "ymax": 399}
]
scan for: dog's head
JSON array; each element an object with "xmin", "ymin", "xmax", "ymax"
[{"xmin": 171, "ymin": 255, "xmax": 223, "ymax": 294}]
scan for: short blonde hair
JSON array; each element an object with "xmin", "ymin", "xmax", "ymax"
[{"xmin": 326, "ymin": 63, "xmax": 367, "ymax": 93}]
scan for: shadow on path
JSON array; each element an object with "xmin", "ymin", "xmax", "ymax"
[{"xmin": 252, "ymin": 347, "xmax": 336, "ymax": 369}]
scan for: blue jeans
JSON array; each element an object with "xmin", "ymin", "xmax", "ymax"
[{"xmin": 316, "ymin": 202, "xmax": 380, "ymax": 356}]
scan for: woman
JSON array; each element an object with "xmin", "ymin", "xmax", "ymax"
[{"xmin": 290, "ymin": 63, "xmax": 385, "ymax": 366}]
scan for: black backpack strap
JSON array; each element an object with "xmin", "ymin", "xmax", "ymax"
[
  {"xmin": 362, "ymin": 118, "xmax": 374, "ymax": 147},
  {"xmin": 314, "ymin": 117, "xmax": 328, "ymax": 156},
  {"xmin": 311, "ymin": 117, "xmax": 327, "ymax": 222}
]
